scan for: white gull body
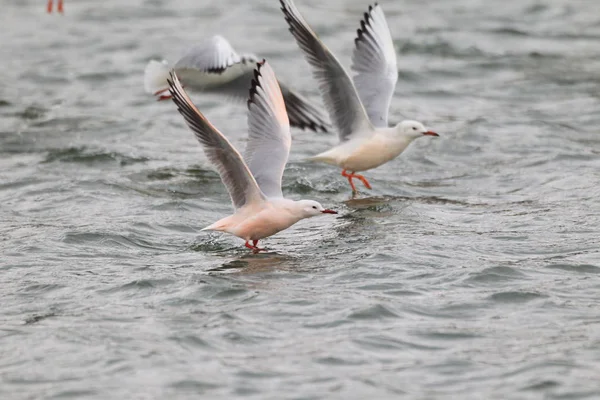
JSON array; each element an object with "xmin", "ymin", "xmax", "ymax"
[
  {"xmin": 168, "ymin": 60, "xmax": 337, "ymax": 253},
  {"xmin": 147, "ymin": 35, "xmax": 330, "ymax": 133},
  {"xmin": 280, "ymin": 0, "xmax": 439, "ymax": 192}
]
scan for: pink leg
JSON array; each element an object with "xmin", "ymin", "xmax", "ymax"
[
  {"xmin": 244, "ymin": 240, "xmax": 266, "ymax": 254},
  {"xmin": 252, "ymin": 240, "xmax": 266, "ymax": 253},
  {"xmin": 154, "ymin": 89, "xmax": 172, "ymax": 101}
]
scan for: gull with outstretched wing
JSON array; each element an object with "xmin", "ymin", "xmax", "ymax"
[
  {"xmin": 148, "ymin": 35, "xmax": 330, "ymax": 133},
  {"xmin": 168, "ymin": 60, "xmax": 337, "ymax": 253},
  {"xmin": 280, "ymin": 0, "xmax": 439, "ymax": 193}
]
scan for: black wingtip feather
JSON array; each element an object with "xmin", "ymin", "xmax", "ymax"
[
  {"xmin": 355, "ymin": 4, "xmax": 377, "ymax": 47},
  {"xmin": 280, "ymin": 0, "xmax": 294, "ymax": 28},
  {"xmin": 283, "ymin": 90, "xmax": 330, "ymax": 133},
  {"xmin": 205, "ymin": 67, "xmax": 227, "ymax": 74},
  {"xmin": 247, "ymin": 59, "xmax": 267, "ymax": 109}
]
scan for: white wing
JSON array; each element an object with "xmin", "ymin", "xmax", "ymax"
[
  {"xmin": 351, "ymin": 4, "xmax": 398, "ymax": 127},
  {"xmin": 174, "ymin": 35, "xmax": 257, "ymax": 74},
  {"xmin": 167, "ymin": 72, "xmax": 265, "ymax": 210},
  {"xmin": 244, "ymin": 61, "xmax": 291, "ymax": 198},
  {"xmin": 280, "ymin": 0, "xmax": 372, "ymax": 142}
]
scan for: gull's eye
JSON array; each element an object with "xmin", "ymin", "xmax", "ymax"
[
  {"xmin": 312, "ymin": 206, "xmax": 317, "ymax": 209},
  {"xmin": 412, "ymin": 127, "xmax": 417, "ymax": 130}
]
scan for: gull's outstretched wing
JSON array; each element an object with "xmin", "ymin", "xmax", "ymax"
[
  {"xmin": 244, "ymin": 60, "xmax": 291, "ymax": 198},
  {"xmin": 280, "ymin": 0, "xmax": 372, "ymax": 142},
  {"xmin": 174, "ymin": 35, "xmax": 257, "ymax": 74},
  {"xmin": 168, "ymin": 71, "xmax": 265, "ymax": 210},
  {"xmin": 351, "ymin": 4, "xmax": 398, "ymax": 127}
]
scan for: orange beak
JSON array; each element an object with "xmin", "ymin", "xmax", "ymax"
[
  {"xmin": 423, "ymin": 131, "xmax": 439, "ymax": 136},
  {"xmin": 321, "ymin": 209, "xmax": 337, "ymax": 214}
]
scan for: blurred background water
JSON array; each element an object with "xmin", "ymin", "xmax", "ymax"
[{"xmin": 1, "ymin": 0, "xmax": 600, "ymax": 398}]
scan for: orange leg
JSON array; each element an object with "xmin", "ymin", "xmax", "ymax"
[
  {"xmin": 341, "ymin": 169, "xmax": 372, "ymax": 192},
  {"xmin": 47, "ymin": 0, "xmax": 64, "ymax": 13},
  {"xmin": 341, "ymin": 169, "xmax": 357, "ymax": 192},
  {"xmin": 354, "ymin": 173, "xmax": 372, "ymax": 189}
]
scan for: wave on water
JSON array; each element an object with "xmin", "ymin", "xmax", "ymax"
[{"xmin": 43, "ymin": 146, "xmax": 149, "ymax": 166}]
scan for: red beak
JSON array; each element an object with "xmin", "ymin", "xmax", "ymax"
[
  {"xmin": 423, "ymin": 131, "xmax": 439, "ymax": 136},
  {"xmin": 321, "ymin": 209, "xmax": 337, "ymax": 214}
]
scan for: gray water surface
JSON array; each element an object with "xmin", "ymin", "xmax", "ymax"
[{"xmin": 1, "ymin": 0, "xmax": 600, "ymax": 399}]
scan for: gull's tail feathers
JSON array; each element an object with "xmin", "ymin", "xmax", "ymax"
[{"xmin": 307, "ymin": 150, "xmax": 340, "ymax": 166}]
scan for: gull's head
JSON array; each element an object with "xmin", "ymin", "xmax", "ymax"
[
  {"xmin": 295, "ymin": 200, "xmax": 338, "ymax": 218},
  {"xmin": 396, "ymin": 120, "xmax": 439, "ymax": 140}
]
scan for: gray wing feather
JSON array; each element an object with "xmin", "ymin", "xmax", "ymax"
[
  {"xmin": 351, "ymin": 4, "xmax": 398, "ymax": 127},
  {"xmin": 167, "ymin": 71, "xmax": 265, "ymax": 210},
  {"xmin": 280, "ymin": 0, "xmax": 372, "ymax": 142}
]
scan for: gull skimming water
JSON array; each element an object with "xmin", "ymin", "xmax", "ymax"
[
  {"xmin": 148, "ymin": 35, "xmax": 330, "ymax": 133},
  {"xmin": 280, "ymin": 0, "xmax": 439, "ymax": 193},
  {"xmin": 167, "ymin": 60, "xmax": 337, "ymax": 253}
]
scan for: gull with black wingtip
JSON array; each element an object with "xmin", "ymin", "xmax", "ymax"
[
  {"xmin": 147, "ymin": 35, "xmax": 330, "ymax": 133},
  {"xmin": 168, "ymin": 60, "xmax": 337, "ymax": 253},
  {"xmin": 280, "ymin": 0, "xmax": 439, "ymax": 193}
]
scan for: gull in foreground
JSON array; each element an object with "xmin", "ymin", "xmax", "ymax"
[
  {"xmin": 280, "ymin": 0, "xmax": 439, "ymax": 193},
  {"xmin": 147, "ymin": 35, "xmax": 330, "ymax": 133},
  {"xmin": 168, "ymin": 60, "xmax": 337, "ymax": 253}
]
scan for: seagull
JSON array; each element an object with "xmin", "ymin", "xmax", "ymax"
[
  {"xmin": 167, "ymin": 60, "xmax": 337, "ymax": 253},
  {"xmin": 147, "ymin": 35, "xmax": 331, "ymax": 133},
  {"xmin": 47, "ymin": 0, "xmax": 63, "ymax": 13},
  {"xmin": 280, "ymin": 0, "xmax": 439, "ymax": 193}
]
